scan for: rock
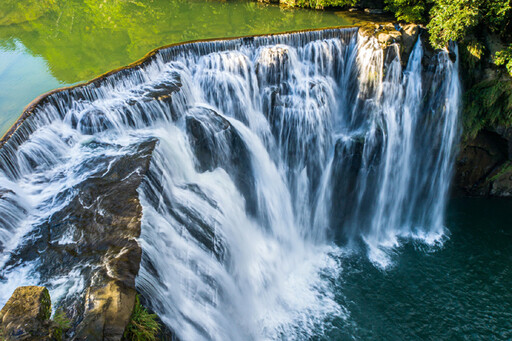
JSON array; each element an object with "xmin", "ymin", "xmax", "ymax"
[
  {"xmin": 3, "ymin": 139, "xmax": 158, "ymax": 339},
  {"xmin": 494, "ymin": 126, "xmax": 512, "ymax": 159},
  {"xmin": 455, "ymin": 130, "xmax": 509, "ymax": 196},
  {"xmin": 76, "ymin": 281, "xmax": 136, "ymax": 341},
  {"xmin": 489, "ymin": 163, "xmax": 512, "ymax": 196},
  {"xmin": 359, "ymin": 22, "xmax": 423, "ymax": 67},
  {"xmin": 0, "ymin": 286, "xmax": 53, "ymax": 340},
  {"xmin": 400, "ymin": 24, "xmax": 420, "ymax": 65},
  {"xmin": 364, "ymin": 8, "xmax": 385, "ymax": 14},
  {"xmin": 377, "ymin": 30, "xmax": 401, "ymax": 45}
]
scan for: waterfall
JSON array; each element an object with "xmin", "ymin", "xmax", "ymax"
[{"xmin": 0, "ymin": 28, "xmax": 460, "ymax": 340}]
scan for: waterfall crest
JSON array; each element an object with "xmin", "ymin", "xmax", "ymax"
[{"xmin": 0, "ymin": 28, "xmax": 460, "ymax": 339}]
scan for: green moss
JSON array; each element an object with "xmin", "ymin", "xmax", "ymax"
[
  {"xmin": 47, "ymin": 310, "xmax": 71, "ymax": 341},
  {"xmin": 124, "ymin": 296, "xmax": 160, "ymax": 341},
  {"xmin": 463, "ymin": 79, "xmax": 512, "ymax": 139}
]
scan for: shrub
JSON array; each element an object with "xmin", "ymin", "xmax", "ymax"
[
  {"xmin": 495, "ymin": 45, "xmax": 512, "ymax": 76},
  {"xmin": 291, "ymin": 0, "xmax": 356, "ymax": 9},
  {"xmin": 463, "ymin": 79, "xmax": 512, "ymax": 138},
  {"xmin": 384, "ymin": 0, "xmax": 432, "ymax": 23},
  {"xmin": 124, "ymin": 296, "xmax": 160, "ymax": 341}
]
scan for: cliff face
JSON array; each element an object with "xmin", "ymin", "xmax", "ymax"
[
  {"xmin": 453, "ymin": 31, "xmax": 512, "ymax": 197},
  {"xmin": 455, "ymin": 129, "xmax": 512, "ymax": 197}
]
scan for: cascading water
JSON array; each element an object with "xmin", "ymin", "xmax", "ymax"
[{"xmin": 0, "ymin": 28, "xmax": 460, "ymax": 339}]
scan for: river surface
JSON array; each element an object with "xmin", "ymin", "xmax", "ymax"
[{"xmin": 0, "ymin": 2, "xmax": 511, "ymax": 341}]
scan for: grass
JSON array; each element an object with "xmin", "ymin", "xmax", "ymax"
[{"xmin": 124, "ymin": 295, "xmax": 160, "ymax": 341}]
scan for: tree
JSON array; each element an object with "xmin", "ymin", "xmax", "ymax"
[{"xmin": 384, "ymin": 0, "xmax": 433, "ymax": 23}]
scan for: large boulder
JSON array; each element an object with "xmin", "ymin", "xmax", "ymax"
[
  {"xmin": 0, "ymin": 286, "xmax": 54, "ymax": 340},
  {"xmin": 359, "ymin": 22, "xmax": 422, "ymax": 66}
]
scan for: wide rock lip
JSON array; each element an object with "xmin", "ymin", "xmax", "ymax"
[{"xmin": 0, "ymin": 25, "xmax": 367, "ymax": 149}]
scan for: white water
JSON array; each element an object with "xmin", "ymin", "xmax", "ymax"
[{"xmin": 0, "ymin": 28, "xmax": 460, "ymax": 339}]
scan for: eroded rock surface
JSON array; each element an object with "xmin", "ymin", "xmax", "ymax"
[
  {"xmin": 358, "ymin": 22, "xmax": 421, "ymax": 66},
  {"xmin": 0, "ymin": 286, "xmax": 54, "ymax": 340},
  {"xmin": 455, "ymin": 130, "xmax": 512, "ymax": 197}
]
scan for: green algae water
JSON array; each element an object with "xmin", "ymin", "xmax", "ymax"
[{"xmin": 0, "ymin": 0, "xmax": 363, "ymax": 135}]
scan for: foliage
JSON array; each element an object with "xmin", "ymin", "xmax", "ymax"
[
  {"xmin": 482, "ymin": 0, "xmax": 512, "ymax": 38},
  {"xmin": 384, "ymin": 0, "xmax": 432, "ymax": 23},
  {"xmin": 52, "ymin": 310, "xmax": 71, "ymax": 330},
  {"xmin": 495, "ymin": 45, "xmax": 512, "ymax": 76},
  {"xmin": 427, "ymin": 0, "xmax": 481, "ymax": 48},
  {"xmin": 291, "ymin": 0, "xmax": 356, "ymax": 9},
  {"xmin": 385, "ymin": 0, "xmax": 511, "ymax": 49},
  {"xmin": 463, "ymin": 79, "xmax": 512, "ymax": 138},
  {"xmin": 124, "ymin": 296, "xmax": 160, "ymax": 341},
  {"xmin": 51, "ymin": 310, "xmax": 71, "ymax": 340},
  {"xmin": 0, "ymin": 327, "xmax": 6, "ymax": 341},
  {"xmin": 461, "ymin": 39, "xmax": 485, "ymax": 70}
]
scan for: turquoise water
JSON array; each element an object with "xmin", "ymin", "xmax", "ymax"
[
  {"xmin": 0, "ymin": 0, "xmax": 366, "ymax": 135},
  {"xmin": 326, "ymin": 198, "xmax": 512, "ymax": 340}
]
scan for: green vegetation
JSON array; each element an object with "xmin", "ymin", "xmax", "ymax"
[
  {"xmin": 124, "ymin": 296, "xmax": 160, "ymax": 341},
  {"xmin": 495, "ymin": 45, "xmax": 512, "ymax": 76},
  {"xmin": 384, "ymin": 0, "xmax": 432, "ymax": 23},
  {"xmin": 51, "ymin": 310, "xmax": 71, "ymax": 340},
  {"xmin": 385, "ymin": 0, "xmax": 511, "ymax": 48},
  {"xmin": 291, "ymin": 0, "xmax": 356, "ymax": 9},
  {"xmin": 385, "ymin": 0, "xmax": 512, "ymax": 138},
  {"xmin": 463, "ymin": 79, "xmax": 512, "ymax": 138}
]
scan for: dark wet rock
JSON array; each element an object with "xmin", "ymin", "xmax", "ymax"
[
  {"xmin": 330, "ymin": 132, "xmax": 383, "ymax": 242},
  {"xmin": 186, "ymin": 107, "xmax": 231, "ymax": 172},
  {"xmin": 184, "ymin": 106, "xmax": 257, "ymax": 217},
  {"xmin": 400, "ymin": 24, "xmax": 420, "ymax": 65},
  {"xmin": 0, "ymin": 286, "xmax": 57, "ymax": 341},
  {"xmin": 77, "ymin": 109, "xmax": 113, "ymax": 135},
  {"xmin": 494, "ymin": 126, "xmax": 512, "ymax": 160},
  {"xmin": 145, "ymin": 81, "xmax": 181, "ymax": 102},
  {"xmin": 455, "ymin": 130, "xmax": 511, "ymax": 196},
  {"xmin": 1, "ymin": 140, "xmax": 158, "ymax": 340}
]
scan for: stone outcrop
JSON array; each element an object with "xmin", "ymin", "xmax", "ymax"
[
  {"xmin": 71, "ymin": 140, "xmax": 157, "ymax": 340},
  {"xmin": 0, "ymin": 139, "xmax": 157, "ymax": 340},
  {"xmin": 358, "ymin": 22, "xmax": 421, "ymax": 66},
  {"xmin": 0, "ymin": 286, "xmax": 57, "ymax": 340},
  {"xmin": 455, "ymin": 130, "xmax": 512, "ymax": 197}
]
